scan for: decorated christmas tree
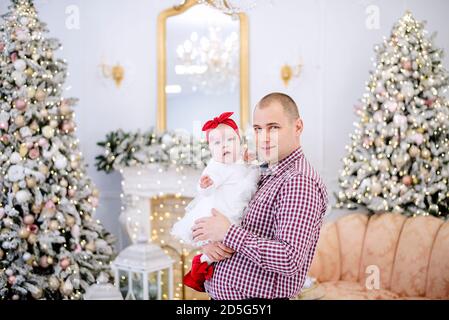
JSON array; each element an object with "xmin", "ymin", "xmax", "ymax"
[
  {"xmin": 0, "ymin": 0, "xmax": 116, "ymax": 299},
  {"xmin": 335, "ymin": 12, "xmax": 449, "ymax": 219}
]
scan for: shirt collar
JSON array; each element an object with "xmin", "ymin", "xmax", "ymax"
[{"xmin": 260, "ymin": 147, "xmax": 304, "ymax": 178}]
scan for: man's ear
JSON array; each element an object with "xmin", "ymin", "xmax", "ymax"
[{"xmin": 295, "ymin": 118, "xmax": 304, "ymax": 135}]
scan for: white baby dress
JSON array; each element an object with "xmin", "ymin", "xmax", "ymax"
[{"xmin": 171, "ymin": 158, "xmax": 260, "ymax": 247}]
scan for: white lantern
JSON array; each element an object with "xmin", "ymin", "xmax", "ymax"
[
  {"xmin": 111, "ymin": 235, "xmax": 174, "ymax": 300},
  {"xmin": 84, "ymin": 273, "xmax": 123, "ymax": 300}
]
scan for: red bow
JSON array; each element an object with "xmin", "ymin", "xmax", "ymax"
[{"xmin": 202, "ymin": 112, "xmax": 239, "ymax": 142}]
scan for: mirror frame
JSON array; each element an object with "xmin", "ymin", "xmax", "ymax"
[{"xmin": 157, "ymin": 0, "xmax": 250, "ymax": 133}]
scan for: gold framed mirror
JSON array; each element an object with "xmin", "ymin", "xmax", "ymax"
[{"xmin": 157, "ymin": 0, "xmax": 249, "ymax": 135}]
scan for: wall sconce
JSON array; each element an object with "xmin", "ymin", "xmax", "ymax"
[
  {"xmin": 280, "ymin": 60, "xmax": 303, "ymax": 87},
  {"xmin": 100, "ymin": 62, "xmax": 125, "ymax": 87}
]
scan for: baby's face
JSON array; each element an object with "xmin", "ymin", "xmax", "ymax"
[{"xmin": 208, "ymin": 124, "xmax": 241, "ymax": 164}]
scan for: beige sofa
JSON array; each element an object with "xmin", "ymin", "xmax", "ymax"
[{"xmin": 308, "ymin": 213, "xmax": 449, "ymax": 299}]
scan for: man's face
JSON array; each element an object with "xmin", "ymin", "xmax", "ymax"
[
  {"xmin": 253, "ymin": 102, "xmax": 303, "ymax": 165},
  {"xmin": 208, "ymin": 124, "xmax": 241, "ymax": 164}
]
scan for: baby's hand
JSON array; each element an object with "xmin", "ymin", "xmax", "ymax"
[
  {"xmin": 200, "ymin": 175, "xmax": 213, "ymax": 189},
  {"xmin": 243, "ymin": 147, "xmax": 256, "ymax": 163}
]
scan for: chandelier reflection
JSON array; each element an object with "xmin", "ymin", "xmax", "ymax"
[{"xmin": 175, "ymin": 26, "xmax": 239, "ymax": 95}]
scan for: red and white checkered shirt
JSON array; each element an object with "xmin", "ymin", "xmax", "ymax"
[{"xmin": 204, "ymin": 147, "xmax": 328, "ymax": 299}]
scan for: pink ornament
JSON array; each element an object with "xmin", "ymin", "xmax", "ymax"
[
  {"xmin": 14, "ymin": 99, "xmax": 27, "ymax": 110},
  {"xmin": 0, "ymin": 42, "xmax": 4, "ymax": 51},
  {"xmin": 23, "ymin": 214, "xmax": 35, "ymax": 225},
  {"xmin": 0, "ymin": 122, "xmax": 8, "ymax": 130},
  {"xmin": 0, "ymin": 135, "xmax": 9, "ymax": 144},
  {"xmin": 45, "ymin": 200, "xmax": 55, "ymax": 210},
  {"xmin": 402, "ymin": 60, "xmax": 412, "ymax": 71},
  {"xmin": 10, "ymin": 52, "xmax": 18, "ymax": 62},
  {"xmin": 74, "ymin": 244, "xmax": 82, "ymax": 253},
  {"xmin": 38, "ymin": 138, "xmax": 48, "ymax": 147},
  {"xmin": 60, "ymin": 258, "xmax": 70, "ymax": 270},
  {"xmin": 28, "ymin": 148, "xmax": 40, "ymax": 160},
  {"xmin": 61, "ymin": 121, "xmax": 72, "ymax": 132},
  {"xmin": 425, "ymin": 98, "xmax": 435, "ymax": 107},
  {"xmin": 402, "ymin": 176, "xmax": 412, "ymax": 186},
  {"xmin": 8, "ymin": 275, "xmax": 16, "ymax": 285}
]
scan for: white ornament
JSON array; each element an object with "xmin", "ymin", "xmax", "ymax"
[
  {"xmin": 10, "ymin": 152, "xmax": 22, "ymax": 164},
  {"xmin": 54, "ymin": 154, "xmax": 68, "ymax": 170},
  {"xmin": 7, "ymin": 165, "xmax": 25, "ymax": 182},
  {"xmin": 12, "ymin": 71, "xmax": 25, "ymax": 86},
  {"xmin": 13, "ymin": 59, "xmax": 26, "ymax": 71},
  {"xmin": 19, "ymin": 126, "xmax": 32, "ymax": 138},
  {"xmin": 16, "ymin": 189, "xmax": 31, "ymax": 203},
  {"xmin": 401, "ymin": 81, "xmax": 415, "ymax": 98},
  {"xmin": 42, "ymin": 126, "xmax": 55, "ymax": 138}
]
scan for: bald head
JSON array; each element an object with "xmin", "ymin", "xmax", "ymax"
[{"xmin": 255, "ymin": 92, "xmax": 300, "ymax": 122}]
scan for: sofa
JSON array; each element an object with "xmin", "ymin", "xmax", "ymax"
[{"xmin": 307, "ymin": 212, "xmax": 449, "ymax": 299}]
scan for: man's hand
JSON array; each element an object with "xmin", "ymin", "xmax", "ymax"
[
  {"xmin": 192, "ymin": 208, "xmax": 231, "ymax": 242},
  {"xmin": 200, "ymin": 175, "xmax": 213, "ymax": 189},
  {"xmin": 202, "ymin": 242, "xmax": 235, "ymax": 262}
]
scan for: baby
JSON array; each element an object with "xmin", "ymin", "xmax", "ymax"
[{"xmin": 170, "ymin": 111, "xmax": 260, "ymax": 292}]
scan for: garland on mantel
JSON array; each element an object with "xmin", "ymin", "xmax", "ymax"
[{"xmin": 95, "ymin": 128, "xmax": 212, "ymax": 173}]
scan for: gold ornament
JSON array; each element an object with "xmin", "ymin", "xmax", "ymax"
[
  {"xmin": 47, "ymin": 256, "xmax": 54, "ymax": 265},
  {"xmin": 0, "ymin": 248, "xmax": 4, "ymax": 259},
  {"xmin": 65, "ymin": 215, "xmax": 76, "ymax": 227},
  {"xmin": 19, "ymin": 143, "xmax": 28, "ymax": 157},
  {"xmin": 49, "ymin": 220, "xmax": 59, "ymax": 231},
  {"xmin": 19, "ymin": 227, "xmax": 30, "ymax": 239},
  {"xmin": 85, "ymin": 242, "xmax": 96, "ymax": 252},
  {"xmin": 12, "ymin": 183, "xmax": 19, "ymax": 193},
  {"xmin": 15, "ymin": 115, "xmax": 25, "ymax": 127},
  {"xmin": 27, "ymin": 87, "xmax": 36, "ymax": 98},
  {"xmin": 35, "ymin": 89, "xmax": 46, "ymax": 102},
  {"xmin": 27, "ymin": 233, "xmax": 37, "ymax": 245},
  {"xmin": 408, "ymin": 146, "xmax": 420, "ymax": 157},
  {"xmin": 48, "ymin": 276, "xmax": 60, "ymax": 291},
  {"xmin": 412, "ymin": 175, "xmax": 419, "ymax": 185},
  {"xmin": 25, "ymin": 68, "xmax": 33, "ymax": 77},
  {"xmin": 70, "ymin": 160, "xmax": 79, "ymax": 169},
  {"xmin": 421, "ymin": 148, "xmax": 431, "ymax": 159},
  {"xmin": 417, "ymin": 127, "xmax": 425, "ymax": 134},
  {"xmin": 31, "ymin": 203, "xmax": 42, "ymax": 214},
  {"xmin": 39, "ymin": 164, "xmax": 49, "ymax": 175},
  {"xmin": 31, "ymin": 288, "xmax": 43, "ymax": 299}
]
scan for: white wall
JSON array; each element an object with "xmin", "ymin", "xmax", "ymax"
[{"xmin": 2, "ymin": 0, "xmax": 449, "ymax": 249}]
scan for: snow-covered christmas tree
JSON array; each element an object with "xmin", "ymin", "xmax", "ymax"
[
  {"xmin": 336, "ymin": 12, "xmax": 449, "ymax": 219},
  {"xmin": 0, "ymin": 0, "xmax": 116, "ymax": 299}
]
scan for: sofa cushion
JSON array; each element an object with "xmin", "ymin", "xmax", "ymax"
[
  {"xmin": 336, "ymin": 214, "xmax": 368, "ymax": 282},
  {"xmin": 319, "ymin": 281, "xmax": 401, "ymax": 300},
  {"xmin": 309, "ymin": 222, "xmax": 341, "ymax": 282},
  {"xmin": 390, "ymin": 216, "xmax": 444, "ymax": 297},
  {"xmin": 358, "ymin": 213, "xmax": 407, "ymax": 291},
  {"xmin": 426, "ymin": 222, "xmax": 449, "ymax": 299}
]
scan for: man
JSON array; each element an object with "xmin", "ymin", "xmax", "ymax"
[{"xmin": 192, "ymin": 92, "xmax": 328, "ymax": 300}]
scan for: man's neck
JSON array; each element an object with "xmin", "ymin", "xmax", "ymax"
[{"xmin": 268, "ymin": 145, "xmax": 301, "ymax": 168}]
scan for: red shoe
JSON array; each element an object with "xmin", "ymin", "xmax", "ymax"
[{"xmin": 183, "ymin": 254, "xmax": 214, "ymax": 292}]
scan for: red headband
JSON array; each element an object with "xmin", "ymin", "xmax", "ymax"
[{"xmin": 202, "ymin": 112, "xmax": 240, "ymax": 142}]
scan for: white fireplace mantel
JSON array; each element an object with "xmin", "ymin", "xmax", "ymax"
[{"xmin": 117, "ymin": 164, "xmax": 202, "ymax": 243}]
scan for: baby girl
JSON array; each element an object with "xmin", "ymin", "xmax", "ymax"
[{"xmin": 170, "ymin": 111, "xmax": 260, "ymax": 292}]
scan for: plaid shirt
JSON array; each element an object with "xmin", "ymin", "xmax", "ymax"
[{"xmin": 204, "ymin": 147, "xmax": 328, "ymax": 299}]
